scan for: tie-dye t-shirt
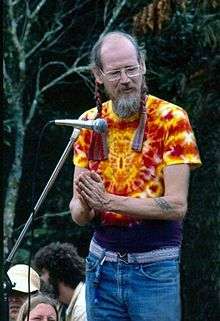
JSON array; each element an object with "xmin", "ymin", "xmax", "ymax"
[{"xmin": 73, "ymin": 95, "xmax": 201, "ymax": 252}]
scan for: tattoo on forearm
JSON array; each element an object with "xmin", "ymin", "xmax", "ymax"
[{"xmin": 154, "ymin": 198, "xmax": 173, "ymax": 212}]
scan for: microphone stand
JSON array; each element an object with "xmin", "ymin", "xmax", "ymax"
[{"xmin": 3, "ymin": 128, "xmax": 80, "ymax": 321}]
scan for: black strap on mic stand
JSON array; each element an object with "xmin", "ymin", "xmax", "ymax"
[{"xmin": 3, "ymin": 127, "xmax": 79, "ymax": 321}]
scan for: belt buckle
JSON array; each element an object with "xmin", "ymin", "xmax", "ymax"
[{"xmin": 117, "ymin": 252, "xmax": 128, "ymax": 264}]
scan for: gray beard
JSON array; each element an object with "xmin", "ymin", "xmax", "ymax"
[{"xmin": 114, "ymin": 95, "xmax": 140, "ymax": 118}]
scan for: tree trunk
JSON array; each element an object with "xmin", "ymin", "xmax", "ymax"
[{"xmin": 4, "ymin": 101, "xmax": 24, "ymax": 256}]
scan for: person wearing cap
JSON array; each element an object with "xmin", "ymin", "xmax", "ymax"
[
  {"xmin": 34, "ymin": 242, "xmax": 87, "ymax": 321},
  {"xmin": 69, "ymin": 31, "xmax": 202, "ymax": 320},
  {"xmin": 7, "ymin": 264, "xmax": 40, "ymax": 321}
]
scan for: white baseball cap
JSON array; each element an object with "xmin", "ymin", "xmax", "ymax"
[{"xmin": 7, "ymin": 264, "xmax": 41, "ymax": 293}]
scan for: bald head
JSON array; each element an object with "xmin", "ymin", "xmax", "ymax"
[
  {"xmin": 90, "ymin": 31, "xmax": 144, "ymax": 70},
  {"xmin": 101, "ymin": 35, "xmax": 138, "ymax": 70}
]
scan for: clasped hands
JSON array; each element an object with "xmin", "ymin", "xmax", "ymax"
[{"xmin": 75, "ymin": 171, "xmax": 110, "ymax": 211}]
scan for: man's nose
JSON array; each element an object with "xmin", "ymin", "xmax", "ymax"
[{"xmin": 120, "ymin": 69, "xmax": 129, "ymax": 83}]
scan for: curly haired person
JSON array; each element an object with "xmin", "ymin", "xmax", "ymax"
[{"xmin": 34, "ymin": 242, "xmax": 87, "ymax": 321}]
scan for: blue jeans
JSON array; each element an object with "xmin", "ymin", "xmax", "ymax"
[{"xmin": 86, "ymin": 253, "xmax": 181, "ymax": 321}]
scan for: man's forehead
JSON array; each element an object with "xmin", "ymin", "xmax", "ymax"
[
  {"xmin": 100, "ymin": 35, "xmax": 138, "ymax": 68},
  {"xmin": 101, "ymin": 34, "xmax": 135, "ymax": 52},
  {"xmin": 42, "ymin": 267, "xmax": 49, "ymax": 273}
]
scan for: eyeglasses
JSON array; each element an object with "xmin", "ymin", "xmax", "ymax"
[{"xmin": 100, "ymin": 65, "xmax": 141, "ymax": 82}]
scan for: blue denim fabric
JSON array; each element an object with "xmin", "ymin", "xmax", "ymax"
[{"xmin": 86, "ymin": 253, "xmax": 181, "ymax": 321}]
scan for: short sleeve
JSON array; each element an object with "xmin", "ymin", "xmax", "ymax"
[{"xmin": 163, "ymin": 106, "xmax": 202, "ymax": 168}]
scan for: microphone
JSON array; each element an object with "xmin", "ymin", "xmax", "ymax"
[{"xmin": 54, "ymin": 118, "xmax": 107, "ymax": 133}]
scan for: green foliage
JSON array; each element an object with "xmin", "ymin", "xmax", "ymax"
[
  {"xmin": 12, "ymin": 212, "xmax": 93, "ymax": 264},
  {"xmin": 139, "ymin": 4, "xmax": 219, "ymax": 106}
]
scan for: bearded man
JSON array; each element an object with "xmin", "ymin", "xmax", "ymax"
[{"xmin": 69, "ymin": 31, "xmax": 201, "ymax": 321}]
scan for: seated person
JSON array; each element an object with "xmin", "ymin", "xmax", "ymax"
[
  {"xmin": 34, "ymin": 242, "xmax": 87, "ymax": 321},
  {"xmin": 7, "ymin": 264, "xmax": 40, "ymax": 321},
  {"xmin": 16, "ymin": 294, "xmax": 58, "ymax": 321}
]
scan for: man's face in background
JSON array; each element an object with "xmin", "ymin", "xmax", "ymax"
[
  {"xmin": 39, "ymin": 268, "xmax": 58, "ymax": 299},
  {"xmin": 9, "ymin": 291, "xmax": 27, "ymax": 321},
  {"xmin": 40, "ymin": 268, "xmax": 50, "ymax": 283}
]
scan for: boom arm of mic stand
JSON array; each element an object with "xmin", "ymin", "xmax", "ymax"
[{"xmin": 5, "ymin": 128, "xmax": 79, "ymax": 267}]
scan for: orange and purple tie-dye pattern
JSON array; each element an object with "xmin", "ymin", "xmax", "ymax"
[{"xmin": 74, "ymin": 95, "xmax": 201, "ymax": 226}]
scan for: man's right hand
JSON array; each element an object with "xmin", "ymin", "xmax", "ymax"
[{"xmin": 69, "ymin": 167, "xmax": 95, "ymax": 226}]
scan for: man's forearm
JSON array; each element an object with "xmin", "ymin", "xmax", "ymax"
[
  {"xmin": 74, "ymin": 165, "xmax": 189, "ymax": 221},
  {"xmin": 105, "ymin": 193, "xmax": 187, "ymax": 220}
]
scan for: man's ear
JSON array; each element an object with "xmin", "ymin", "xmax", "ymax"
[
  {"xmin": 92, "ymin": 67, "xmax": 103, "ymax": 84},
  {"xmin": 140, "ymin": 58, "xmax": 146, "ymax": 75}
]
